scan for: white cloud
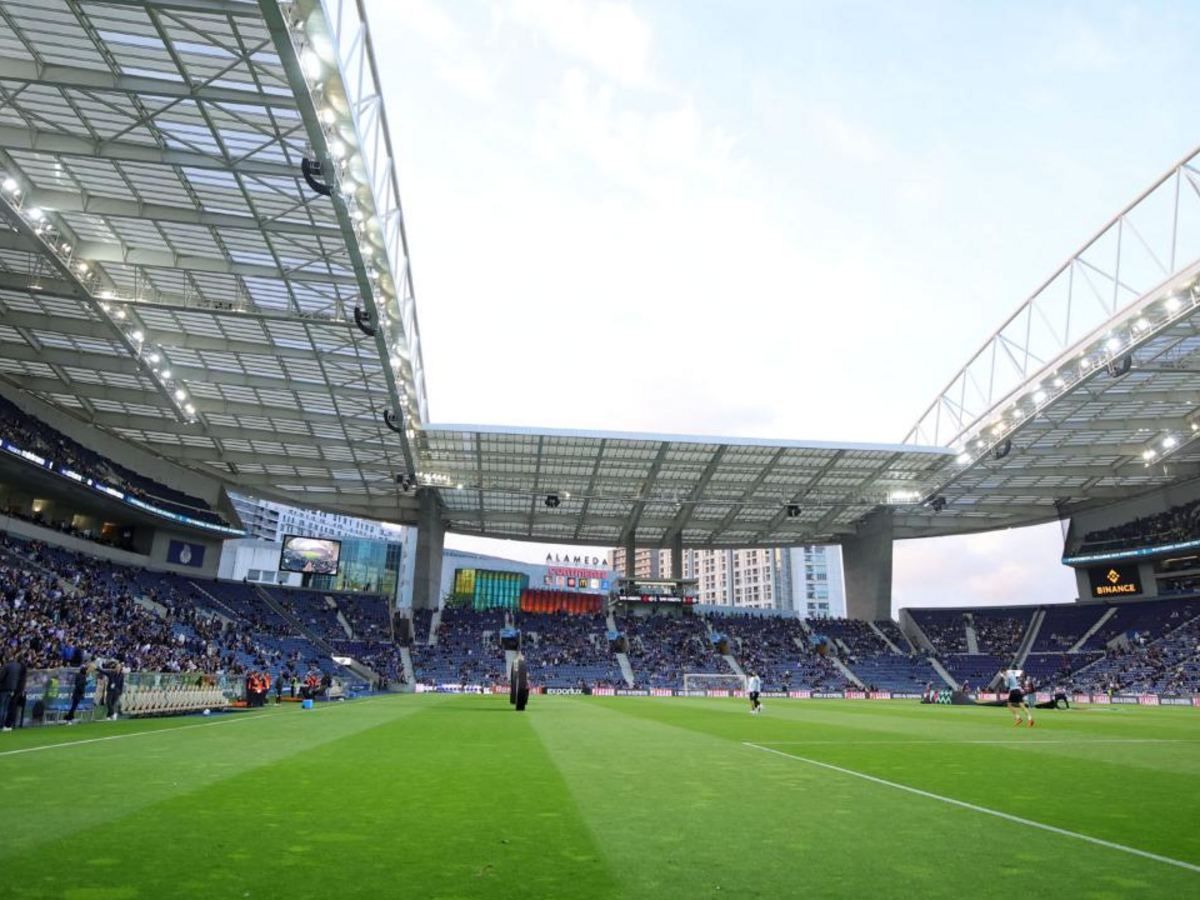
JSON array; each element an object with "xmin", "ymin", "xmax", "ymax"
[{"xmin": 505, "ymin": 0, "xmax": 653, "ymax": 87}]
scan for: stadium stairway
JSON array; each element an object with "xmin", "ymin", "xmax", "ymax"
[
  {"xmin": 616, "ymin": 652, "xmax": 635, "ymax": 687},
  {"xmin": 335, "ymin": 608, "xmax": 354, "ymax": 639},
  {"xmin": 903, "ymin": 617, "xmax": 936, "ymax": 653},
  {"xmin": 428, "ymin": 608, "xmax": 442, "ymax": 646},
  {"xmin": 1070, "ymin": 608, "xmax": 1118, "ymax": 652},
  {"xmin": 928, "ymin": 657, "xmax": 959, "ymax": 689},
  {"xmin": 965, "ymin": 617, "xmax": 980, "ymax": 654},
  {"xmin": 723, "ymin": 654, "xmax": 746, "ymax": 681},
  {"xmin": 829, "ymin": 655, "xmax": 866, "ymax": 689},
  {"xmin": 1013, "ymin": 609, "xmax": 1045, "ymax": 668},
  {"xmin": 400, "ymin": 647, "xmax": 416, "ymax": 685},
  {"xmin": 868, "ymin": 621, "xmax": 903, "ymax": 654},
  {"xmin": 254, "ymin": 586, "xmax": 382, "ymax": 686},
  {"xmin": 186, "ymin": 581, "xmax": 247, "ymax": 622}
]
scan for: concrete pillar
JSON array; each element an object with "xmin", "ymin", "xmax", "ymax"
[
  {"xmin": 841, "ymin": 509, "xmax": 894, "ymax": 621},
  {"xmin": 623, "ymin": 532, "xmax": 636, "ymax": 578},
  {"xmin": 411, "ymin": 489, "xmax": 446, "ymax": 610},
  {"xmin": 669, "ymin": 533, "xmax": 683, "ymax": 580}
]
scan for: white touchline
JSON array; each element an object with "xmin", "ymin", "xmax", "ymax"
[
  {"xmin": 0, "ymin": 695, "xmax": 389, "ymax": 759},
  {"xmin": 755, "ymin": 738, "xmax": 1200, "ymax": 745},
  {"xmin": 744, "ymin": 741, "xmax": 1200, "ymax": 874}
]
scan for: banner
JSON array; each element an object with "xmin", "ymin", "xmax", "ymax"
[
  {"xmin": 592, "ymin": 687, "xmax": 615, "ymax": 696},
  {"xmin": 844, "ymin": 691, "xmax": 866, "ymax": 700},
  {"xmin": 1138, "ymin": 695, "xmax": 1160, "ymax": 706},
  {"xmin": 788, "ymin": 690, "xmax": 812, "ymax": 699},
  {"xmin": 649, "ymin": 688, "xmax": 673, "ymax": 697},
  {"xmin": 1072, "ymin": 694, "xmax": 1091, "ymax": 705},
  {"xmin": 1087, "ymin": 564, "xmax": 1142, "ymax": 598},
  {"xmin": 166, "ymin": 540, "xmax": 205, "ymax": 568},
  {"xmin": 869, "ymin": 691, "xmax": 893, "ymax": 700},
  {"xmin": 1090, "ymin": 694, "xmax": 1110, "ymax": 704}
]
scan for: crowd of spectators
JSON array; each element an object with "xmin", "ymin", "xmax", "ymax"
[
  {"xmin": 971, "ymin": 611, "xmax": 1032, "ymax": 656},
  {"xmin": 519, "ymin": 611, "xmax": 622, "ymax": 688},
  {"xmin": 909, "ymin": 610, "xmax": 969, "ymax": 653},
  {"xmin": 0, "ymin": 396, "xmax": 227, "ymax": 526},
  {"xmin": 1078, "ymin": 498, "xmax": 1200, "ymax": 554},
  {"xmin": 622, "ymin": 613, "xmax": 726, "ymax": 688},
  {"xmin": 0, "ymin": 535, "xmax": 339, "ymax": 685}
]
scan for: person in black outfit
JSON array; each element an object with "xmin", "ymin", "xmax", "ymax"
[
  {"xmin": 509, "ymin": 652, "xmax": 530, "ymax": 712},
  {"xmin": 66, "ymin": 664, "xmax": 91, "ymax": 725},
  {"xmin": 102, "ymin": 663, "xmax": 125, "ymax": 721},
  {"xmin": 1, "ymin": 655, "xmax": 26, "ymax": 732}
]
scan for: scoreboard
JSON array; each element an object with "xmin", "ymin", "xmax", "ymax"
[{"xmin": 615, "ymin": 577, "xmax": 699, "ymax": 605}]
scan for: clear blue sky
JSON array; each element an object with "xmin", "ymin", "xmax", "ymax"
[{"xmin": 365, "ymin": 0, "xmax": 1197, "ymax": 611}]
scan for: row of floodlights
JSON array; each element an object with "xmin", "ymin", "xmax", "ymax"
[
  {"xmin": 1, "ymin": 176, "xmax": 197, "ymax": 422},
  {"xmin": 952, "ymin": 281, "xmax": 1199, "ymax": 468},
  {"xmin": 289, "ymin": 12, "xmax": 419, "ymax": 425}
]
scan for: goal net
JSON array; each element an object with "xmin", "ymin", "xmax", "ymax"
[{"xmin": 682, "ymin": 673, "xmax": 747, "ymax": 694}]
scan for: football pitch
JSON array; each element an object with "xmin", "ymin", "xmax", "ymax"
[{"xmin": 2, "ymin": 696, "xmax": 1198, "ymax": 900}]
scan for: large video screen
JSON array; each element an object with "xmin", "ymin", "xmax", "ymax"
[{"xmin": 279, "ymin": 535, "xmax": 342, "ymax": 575}]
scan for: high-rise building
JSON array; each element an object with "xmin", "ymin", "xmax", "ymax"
[
  {"xmin": 230, "ymin": 494, "xmax": 405, "ymax": 544},
  {"xmin": 608, "ymin": 544, "xmax": 845, "ymax": 617}
]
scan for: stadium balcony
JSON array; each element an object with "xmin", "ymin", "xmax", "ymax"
[
  {"xmin": 1074, "ymin": 498, "xmax": 1200, "ymax": 556},
  {"xmin": 0, "ymin": 396, "xmax": 233, "ymax": 531}
]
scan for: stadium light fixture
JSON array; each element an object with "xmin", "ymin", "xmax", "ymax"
[
  {"xmin": 301, "ymin": 48, "xmax": 323, "ymax": 80},
  {"xmin": 956, "ymin": 452, "xmax": 971, "ymax": 465},
  {"xmin": 160, "ymin": 369, "xmax": 171, "ymax": 380},
  {"xmin": 1163, "ymin": 436, "xmax": 1178, "ymax": 449},
  {"xmin": 1166, "ymin": 295, "xmax": 1182, "ymax": 312},
  {"xmin": 1105, "ymin": 336, "xmax": 1121, "ymax": 353},
  {"xmin": 131, "ymin": 330, "xmax": 143, "ymax": 342},
  {"xmin": 1, "ymin": 177, "xmax": 16, "ymax": 193},
  {"xmin": 1143, "ymin": 449, "xmax": 1156, "ymax": 460},
  {"xmin": 174, "ymin": 389, "xmax": 187, "ymax": 401}
]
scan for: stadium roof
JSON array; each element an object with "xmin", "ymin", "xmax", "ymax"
[
  {"xmin": 418, "ymin": 426, "xmax": 951, "ymax": 547},
  {"xmin": 0, "ymin": 1, "xmax": 1197, "ymax": 548},
  {"xmin": 0, "ymin": 0, "xmax": 425, "ymax": 520},
  {"xmin": 902, "ymin": 144, "xmax": 1200, "ymax": 537}
]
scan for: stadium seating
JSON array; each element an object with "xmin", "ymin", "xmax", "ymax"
[
  {"xmin": 909, "ymin": 609, "xmax": 969, "ymax": 653},
  {"xmin": 519, "ymin": 611, "xmax": 622, "ymax": 687},
  {"xmin": 1076, "ymin": 498, "xmax": 1200, "ymax": 555},
  {"xmin": 0, "ymin": 395, "xmax": 230, "ymax": 527},
  {"xmin": 410, "ymin": 607, "xmax": 507, "ymax": 685}
]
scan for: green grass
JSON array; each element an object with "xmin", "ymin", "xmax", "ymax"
[{"xmin": 1, "ymin": 695, "xmax": 1198, "ymax": 899}]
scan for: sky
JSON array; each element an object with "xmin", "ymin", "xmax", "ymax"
[{"xmin": 363, "ymin": 0, "xmax": 1199, "ymax": 613}]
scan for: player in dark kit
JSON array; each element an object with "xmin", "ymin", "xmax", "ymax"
[{"xmin": 509, "ymin": 652, "xmax": 530, "ymax": 711}]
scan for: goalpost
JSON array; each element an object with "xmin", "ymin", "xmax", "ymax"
[{"xmin": 682, "ymin": 673, "xmax": 747, "ymax": 694}]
